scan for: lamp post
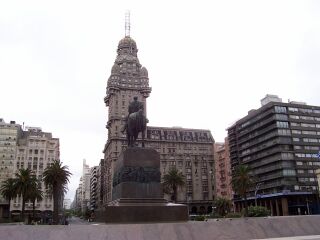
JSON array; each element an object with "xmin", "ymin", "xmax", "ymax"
[
  {"xmin": 209, "ymin": 169, "xmax": 214, "ymax": 214},
  {"xmin": 209, "ymin": 169, "xmax": 214, "ymax": 199},
  {"xmin": 255, "ymin": 182, "xmax": 263, "ymax": 207}
]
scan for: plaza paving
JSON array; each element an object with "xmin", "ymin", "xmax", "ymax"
[{"xmin": 1, "ymin": 215, "xmax": 320, "ymax": 240}]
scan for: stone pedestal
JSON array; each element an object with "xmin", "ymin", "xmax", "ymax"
[{"xmin": 102, "ymin": 147, "xmax": 188, "ymax": 223}]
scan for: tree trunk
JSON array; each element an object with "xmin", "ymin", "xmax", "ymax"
[
  {"xmin": 21, "ymin": 195, "xmax": 26, "ymax": 222},
  {"xmin": 8, "ymin": 199, "xmax": 11, "ymax": 221},
  {"xmin": 173, "ymin": 185, "xmax": 177, "ymax": 203},
  {"xmin": 32, "ymin": 199, "xmax": 36, "ymax": 222},
  {"xmin": 53, "ymin": 186, "xmax": 59, "ymax": 225},
  {"xmin": 244, "ymin": 194, "xmax": 248, "ymax": 217}
]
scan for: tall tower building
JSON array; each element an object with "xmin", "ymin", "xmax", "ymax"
[{"xmin": 103, "ymin": 34, "xmax": 151, "ymax": 205}]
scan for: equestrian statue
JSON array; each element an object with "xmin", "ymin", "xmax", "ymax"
[{"xmin": 121, "ymin": 96, "xmax": 148, "ymax": 147}]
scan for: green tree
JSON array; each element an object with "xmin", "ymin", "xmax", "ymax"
[
  {"xmin": 162, "ymin": 168, "xmax": 185, "ymax": 202},
  {"xmin": 13, "ymin": 169, "xmax": 37, "ymax": 221},
  {"xmin": 27, "ymin": 180, "xmax": 43, "ymax": 221},
  {"xmin": 231, "ymin": 164, "xmax": 254, "ymax": 217},
  {"xmin": 43, "ymin": 160, "xmax": 71, "ymax": 224},
  {"xmin": 213, "ymin": 197, "xmax": 232, "ymax": 216},
  {"xmin": 0, "ymin": 178, "xmax": 17, "ymax": 220}
]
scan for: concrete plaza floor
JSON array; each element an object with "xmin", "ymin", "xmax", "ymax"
[{"xmin": 1, "ymin": 215, "xmax": 320, "ymax": 240}]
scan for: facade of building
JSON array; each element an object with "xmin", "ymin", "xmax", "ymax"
[
  {"xmin": 228, "ymin": 95, "xmax": 320, "ymax": 216},
  {"xmin": 63, "ymin": 198, "xmax": 71, "ymax": 210},
  {"xmin": 8, "ymin": 125, "xmax": 60, "ymax": 219},
  {"xmin": 145, "ymin": 126, "xmax": 215, "ymax": 214},
  {"xmin": 214, "ymin": 139, "xmax": 233, "ymax": 200},
  {"xmin": 81, "ymin": 160, "xmax": 91, "ymax": 213},
  {"xmin": 102, "ymin": 33, "xmax": 215, "ymax": 214},
  {"xmin": 90, "ymin": 166, "xmax": 98, "ymax": 211},
  {"xmin": 316, "ymin": 169, "xmax": 320, "ymax": 194},
  {"xmin": 0, "ymin": 119, "xmax": 22, "ymax": 218}
]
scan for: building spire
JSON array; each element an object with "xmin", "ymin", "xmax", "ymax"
[{"xmin": 125, "ymin": 10, "xmax": 130, "ymax": 37}]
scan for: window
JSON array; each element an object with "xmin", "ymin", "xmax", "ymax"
[
  {"xmin": 301, "ymin": 123, "xmax": 316, "ymax": 128},
  {"xmin": 276, "ymin": 114, "xmax": 288, "ymax": 121},
  {"xmin": 295, "ymin": 153, "xmax": 305, "ymax": 158},
  {"xmin": 303, "ymin": 138, "xmax": 318, "ymax": 143},
  {"xmin": 275, "ymin": 106, "xmax": 287, "ymax": 113},
  {"xmin": 302, "ymin": 130, "xmax": 317, "ymax": 135},
  {"xmin": 278, "ymin": 129, "xmax": 291, "ymax": 135},
  {"xmin": 300, "ymin": 116, "xmax": 314, "ymax": 121},
  {"xmin": 277, "ymin": 121, "xmax": 289, "ymax": 128},
  {"xmin": 292, "ymin": 130, "xmax": 301, "ymax": 134},
  {"xmin": 282, "ymin": 152, "xmax": 293, "ymax": 159},
  {"xmin": 289, "ymin": 115, "xmax": 300, "ymax": 119},
  {"xmin": 288, "ymin": 107, "xmax": 298, "ymax": 112}
]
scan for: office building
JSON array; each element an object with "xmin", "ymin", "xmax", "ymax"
[{"xmin": 228, "ymin": 95, "xmax": 320, "ymax": 215}]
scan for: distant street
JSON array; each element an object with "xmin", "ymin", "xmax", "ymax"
[
  {"xmin": 67, "ymin": 216, "xmax": 104, "ymax": 225},
  {"xmin": 67, "ymin": 216, "xmax": 91, "ymax": 225}
]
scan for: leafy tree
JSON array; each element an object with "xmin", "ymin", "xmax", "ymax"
[
  {"xmin": 27, "ymin": 180, "xmax": 43, "ymax": 221},
  {"xmin": 162, "ymin": 168, "xmax": 185, "ymax": 202},
  {"xmin": 43, "ymin": 160, "xmax": 71, "ymax": 224},
  {"xmin": 213, "ymin": 197, "xmax": 232, "ymax": 216},
  {"xmin": 231, "ymin": 164, "xmax": 254, "ymax": 217},
  {"xmin": 247, "ymin": 206, "xmax": 270, "ymax": 217},
  {"xmin": 13, "ymin": 169, "xmax": 37, "ymax": 220},
  {"xmin": 0, "ymin": 178, "xmax": 17, "ymax": 220}
]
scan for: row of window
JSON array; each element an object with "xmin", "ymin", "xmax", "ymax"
[
  {"xmin": 289, "ymin": 115, "xmax": 320, "ymax": 121},
  {"xmin": 291, "ymin": 122, "xmax": 320, "ymax": 128},
  {"xmin": 293, "ymin": 137, "xmax": 320, "ymax": 143},
  {"xmin": 297, "ymin": 169, "xmax": 316, "ymax": 174},
  {"xmin": 294, "ymin": 185, "xmax": 318, "ymax": 191},
  {"xmin": 298, "ymin": 177, "xmax": 317, "ymax": 182},
  {"xmin": 296, "ymin": 161, "xmax": 320, "ymax": 166},
  {"xmin": 289, "ymin": 107, "xmax": 320, "ymax": 114},
  {"xmin": 295, "ymin": 153, "xmax": 320, "ymax": 158},
  {"xmin": 292, "ymin": 130, "xmax": 320, "ymax": 135}
]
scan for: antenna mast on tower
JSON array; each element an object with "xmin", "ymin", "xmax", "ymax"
[{"xmin": 125, "ymin": 10, "xmax": 130, "ymax": 37}]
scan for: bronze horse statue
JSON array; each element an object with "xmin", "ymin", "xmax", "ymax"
[{"xmin": 126, "ymin": 109, "xmax": 148, "ymax": 147}]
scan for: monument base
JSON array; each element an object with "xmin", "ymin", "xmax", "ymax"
[
  {"xmin": 94, "ymin": 148, "xmax": 188, "ymax": 223},
  {"xmin": 103, "ymin": 198, "xmax": 188, "ymax": 223}
]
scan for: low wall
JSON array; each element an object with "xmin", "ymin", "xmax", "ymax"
[{"xmin": 1, "ymin": 215, "xmax": 320, "ymax": 240}]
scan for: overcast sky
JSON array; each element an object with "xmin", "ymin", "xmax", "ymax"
[{"xmin": 1, "ymin": 0, "xmax": 319, "ymax": 200}]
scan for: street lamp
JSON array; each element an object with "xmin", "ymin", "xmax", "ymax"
[
  {"xmin": 209, "ymin": 169, "xmax": 214, "ymax": 199},
  {"xmin": 255, "ymin": 182, "xmax": 263, "ymax": 206}
]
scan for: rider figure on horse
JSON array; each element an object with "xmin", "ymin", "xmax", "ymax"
[
  {"xmin": 122, "ymin": 96, "xmax": 144, "ymax": 133},
  {"xmin": 128, "ymin": 96, "xmax": 144, "ymax": 116},
  {"xmin": 121, "ymin": 96, "xmax": 147, "ymax": 147}
]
